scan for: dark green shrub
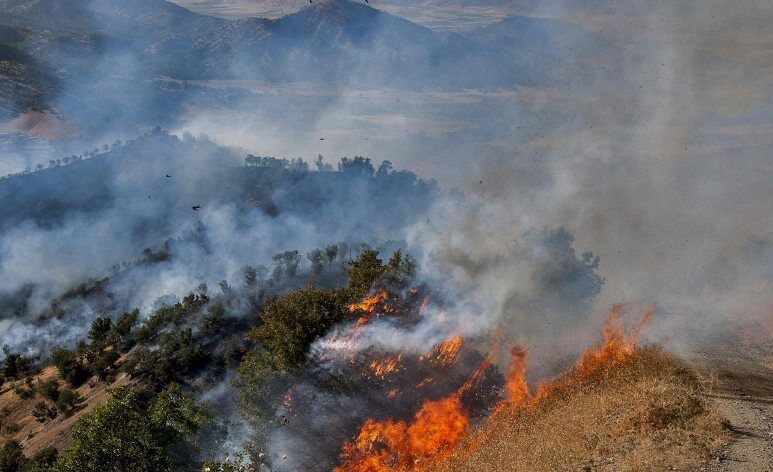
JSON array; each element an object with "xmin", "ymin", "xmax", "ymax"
[
  {"xmin": 38, "ymin": 379, "xmax": 60, "ymax": 401},
  {"xmin": 51, "ymin": 348, "xmax": 89, "ymax": 387}
]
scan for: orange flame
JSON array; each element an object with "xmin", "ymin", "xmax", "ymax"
[
  {"xmin": 458, "ymin": 357, "xmax": 491, "ymax": 396},
  {"xmin": 334, "ymin": 303, "xmax": 655, "ymax": 471},
  {"xmin": 577, "ymin": 304, "xmax": 654, "ymax": 375},
  {"xmin": 335, "ymin": 395, "xmax": 468, "ymax": 472},
  {"xmin": 369, "ymin": 354, "xmax": 404, "ymax": 380},
  {"xmin": 505, "ymin": 346, "xmax": 530, "ymax": 406},
  {"xmin": 419, "ymin": 337, "xmax": 463, "ymax": 366},
  {"xmin": 416, "ymin": 377, "xmax": 434, "ymax": 389},
  {"xmin": 349, "ymin": 290, "xmax": 389, "ymax": 315}
]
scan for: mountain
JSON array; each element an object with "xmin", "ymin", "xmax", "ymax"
[
  {"xmin": 191, "ymin": 0, "xmax": 496, "ymax": 87},
  {"xmin": 0, "ymin": 0, "xmax": 516, "ymax": 84},
  {"xmin": 466, "ymin": 14, "xmax": 614, "ymax": 68},
  {"xmin": 0, "ymin": 42, "xmax": 58, "ymax": 121},
  {"xmin": 0, "ymin": 0, "xmax": 572, "ymax": 132}
]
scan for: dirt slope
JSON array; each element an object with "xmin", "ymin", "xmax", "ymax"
[
  {"xmin": 0, "ymin": 366, "xmax": 131, "ymax": 456},
  {"xmin": 685, "ymin": 320, "xmax": 773, "ymax": 472}
]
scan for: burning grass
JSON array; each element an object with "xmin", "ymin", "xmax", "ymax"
[
  {"xmin": 428, "ymin": 346, "xmax": 728, "ymax": 472},
  {"xmin": 332, "ymin": 303, "xmax": 728, "ymax": 472}
]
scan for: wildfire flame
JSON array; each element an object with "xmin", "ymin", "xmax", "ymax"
[
  {"xmin": 457, "ymin": 358, "xmax": 491, "ymax": 396},
  {"xmin": 577, "ymin": 304, "xmax": 654, "ymax": 375},
  {"xmin": 333, "ymin": 302, "xmax": 655, "ymax": 471},
  {"xmin": 419, "ymin": 336, "xmax": 463, "ymax": 366},
  {"xmin": 368, "ymin": 354, "xmax": 404, "ymax": 379},
  {"xmin": 349, "ymin": 290, "xmax": 389, "ymax": 313},
  {"xmin": 504, "ymin": 346, "xmax": 530, "ymax": 406},
  {"xmin": 335, "ymin": 396, "xmax": 468, "ymax": 472}
]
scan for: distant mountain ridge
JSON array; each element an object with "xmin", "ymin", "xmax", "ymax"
[
  {"xmin": 0, "ymin": 0, "xmax": 609, "ymax": 128},
  {"xmin": 0, "ymin": 0, "xmax": 536, "ymax": 84}
]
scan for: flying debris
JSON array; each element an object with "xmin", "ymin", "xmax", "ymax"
[{"xmin": 192, "ymin": 205, "xmax": 201, "ymax": 211}]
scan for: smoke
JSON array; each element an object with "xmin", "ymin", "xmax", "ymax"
[
  {"xmin": 1, "ymin": 0, "xmax": 771, "ymax": 468},
  {"xmin": 0, "ymin": 129, "xmax": 439, "ymax": 357},
  {"xmin": 238, "ymin": 1, "xmax": 772, "ymax": 467}
]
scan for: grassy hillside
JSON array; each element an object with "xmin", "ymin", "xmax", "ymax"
[{"xmin": 429, "ymin": 347, "xmax": 728, "ymax": 472}]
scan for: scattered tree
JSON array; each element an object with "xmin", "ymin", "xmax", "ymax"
[{"xmin": 306, "ymin": 249, "xmax": 325, "ymax": 276}]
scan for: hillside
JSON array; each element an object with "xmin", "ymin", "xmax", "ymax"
[
  {"xmin": 0, "ymin": 41, "xmax": 58, "ymax": 121},
  {"xmin": 428, "ymin": 347, "xmax": 728, "ymax": 472},
  {"xmin": 0, "ymin": 366, "xmax": 132, "ymax": 456}
]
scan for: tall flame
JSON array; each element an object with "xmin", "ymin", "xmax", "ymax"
[
  {"xmin": 505, "ymin": 346, "xmax": 530, "ymax": 406},
  {"xmin": 577, "ymin": 304, "xmax": 654, "ymax": 375}
]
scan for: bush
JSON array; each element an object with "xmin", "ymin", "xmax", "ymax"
[
  {"xmin": 13, "ymin": 385, "xmax": 34, "ymax": 400},
  {"xmin": 0, "ymin": 440, "xmax": 26, "ymax": 472},
  {"xmin": 39, "ymin": 379, "xmax": 60, "ymax": 401},
  {"xmin": 51, "ymin": 348, "xmax": 89, "ymax": 387},
  {"xmin": 32, "ymin": 401, "xmax": 58, "ymax": 423},
  {"xmin": 55, "ymin": 389, "xmax": 83, "ymax": 417}
]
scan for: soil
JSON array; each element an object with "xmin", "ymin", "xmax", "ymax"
[{"xmin": 685, "ymin": 321, "xmax": 773, "ymax": 472}]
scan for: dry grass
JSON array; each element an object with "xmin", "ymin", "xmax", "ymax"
[
  {"xmin": 429, "ymin": 347, "xmax": 728, "ymax": 472},
  {"xmin": 0, "ymin": 366, "xmax": 131, "ymax": 456}
]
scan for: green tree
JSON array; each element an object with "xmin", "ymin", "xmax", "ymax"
[
  {"xmin": 26, "ymin": 447, "xmax": 58, "ymax": 472},
  {"xmin": 90, "ymin": 350, "xmax": 120, "ymax": 380},
  {"xmin": 87, "ymin": 317, "xmax": 113, "ymax": 347},
  {"xmin": 324, "ymin": 244, "xmax": 339, "ymax": 266},
  {"xmin": 38, "ymin": 379, "xmax": 60, "ymax": 401},
  {"xmin": 51, "ymin": 348, "xmax": 88, "ymax": 387},
  {"xmin": 242, "ymin": 266, "xmax": 257, "ymax": 286},
  {"xmin": 2, "ymin": 346, "xmax": 34, "ymax": 380},
  {"xmin": 248, "ymin": 286, "xmax": 353, "ymax": 370},
  {"xmin": 54, "ymin": 388, "xmax": 83, "ymax": 417},
  {"xmin": 111, "ymin": 310, "xmax": 139, "ymax": 340},
  {"xmin": 0, "ymin": 440, "xmax": 25, "ymax": 472},
  {"xmin": 306, "ymin": 249, "xmax": 325, "ymax": 276},
  {"xmin": 54, "ymin": 386, "xmax": 209, "ymax": 472},
  {"xmin": 32, "ymin": 401, "xmax": 57, "ymax": 423},
  {"xmin": 346, "ymin": 249, "xmax": 386, "ymax": 297}
]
